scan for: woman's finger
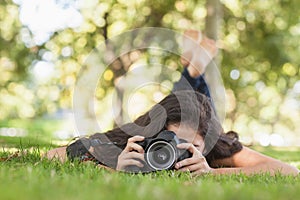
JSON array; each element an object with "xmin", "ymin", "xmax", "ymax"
[
  {"xmin": 128, "ymin": 135, "xmax": 145, "ymax": 143},
  {"xmin": 177, "ymin": 143, "xmax": 201, "ymax": 155},
  {"xmin": 122, "ymin": 159, "xmax": 144, "ymax": 168},
  {"xmin": 117, "ymin": 158, "xmax": 144, "ymax": 170},
  {"xmin": 124, "ymin": 143, "xmax": 145, "ymax": 153},
  {"xmin": 175, "ymin": 155, "xmax": 205, "ymax": 169},
  {"xmin": 124, "ymin": 136, "xmax": 145, "ymax": 153},
  {"xmin": 120, "ymin": 151, "xmax": 145, "ymax": 161},
  {"xmin": 117, "ymin": 151, "xmax": 145, "ymax": 170}
]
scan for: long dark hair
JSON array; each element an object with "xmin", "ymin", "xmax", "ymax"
[{"xmin": 67, "ymin": 90, "xmax": 242, "ymax": 168}]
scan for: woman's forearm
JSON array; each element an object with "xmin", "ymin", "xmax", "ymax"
[{"xmin": 211, "ymin": 161, "xmax": 299, "ymax": 176}]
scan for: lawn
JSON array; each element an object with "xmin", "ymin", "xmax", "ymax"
[{"xmin": 0, "ymin": 135, "xmax": 299, "ymax": 200}]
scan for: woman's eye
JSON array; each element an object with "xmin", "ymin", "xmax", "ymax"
[{"xmin": 193, "ymin": 144, "xmax": 199, "ymax": 147}]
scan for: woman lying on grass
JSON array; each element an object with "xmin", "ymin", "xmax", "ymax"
[{"xmin": 46, "ymin": 30, "xmax": 299, "ymax": 176}]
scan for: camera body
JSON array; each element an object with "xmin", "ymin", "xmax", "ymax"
[{"xmin": 130, "ymin": 130, "xmax": 192, "ymax": 173}]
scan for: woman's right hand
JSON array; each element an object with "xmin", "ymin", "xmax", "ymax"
[{"xmin": 116, "ymin": 135, "xmax": 145, "ymax": 171}]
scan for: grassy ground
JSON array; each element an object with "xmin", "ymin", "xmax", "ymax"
[
  {"xmin": 0, "ymin": 137, "xmax": 299, "ymax": 200},
  {"xmin": 0, "ymin": 116, "xmax": 299, "ymax": 200}
]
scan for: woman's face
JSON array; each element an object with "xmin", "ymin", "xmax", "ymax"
[{"xmin": 166, "ymin": 123, "xmax": 205, "ymax": 153}]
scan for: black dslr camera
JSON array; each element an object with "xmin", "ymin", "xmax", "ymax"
[{"xmin": 128, "ymin": 130, "xmax": 192, "ymax": 173}]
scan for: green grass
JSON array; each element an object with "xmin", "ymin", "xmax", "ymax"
[
  {"xmin": 252, "ymin": 146, "xmax": 300, "ymax": 163},
  {"xmin": 0, "ymin": 117, "xmax": 65, "ymax": 148},
  {"xmin": 0, "ymin": 135, "xmax": 57, "ymax": 148},
  {"xmin": 0, "ymin": 144, "xmax": 299, "ymax": 200},
  {"xmin": 0, "ymin": 122, "xmax": 299, "ymax": 200},
  {"xmin": 0, "ymin": 118, "xmax": 64, "ymax": 138}
]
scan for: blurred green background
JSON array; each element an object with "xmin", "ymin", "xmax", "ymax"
[{"xmin": 0, "ymin": 0, "xmax": 299, "ymax": 148}]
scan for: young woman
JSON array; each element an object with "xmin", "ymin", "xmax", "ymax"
[{"xmin": 46, "ymin": 30, "xmax": 299, "ymax": 176}]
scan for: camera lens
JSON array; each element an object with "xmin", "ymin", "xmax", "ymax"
[{"xmin": 146, "ymin": 141, "xmax": 176, "ymax": 170}]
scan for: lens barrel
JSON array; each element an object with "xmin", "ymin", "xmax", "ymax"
[{"xmin": 145, "ymin": 140, "xmax": 177, "ymax": 170}]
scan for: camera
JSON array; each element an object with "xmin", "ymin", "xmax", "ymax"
[{"xmin": 129, "ymin": 130, "xmax": 192, "ymax": 173}]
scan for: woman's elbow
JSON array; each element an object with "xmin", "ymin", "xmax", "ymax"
[{"xmin": 263, "ymin": 160, "xmax": 299, "ymax": 176}]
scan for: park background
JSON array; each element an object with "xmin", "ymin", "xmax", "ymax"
[
  {"xmin": 1, "ymin": 0, "xmax": 300, "ymax": 149},
  {"xmin": 1, "ymin": 1, "xmax": 300, "ymax": 200}
]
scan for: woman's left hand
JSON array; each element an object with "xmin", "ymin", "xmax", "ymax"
[{"xmin": 175, "ymin": 143, "xmax": 212, "ymax": 176}]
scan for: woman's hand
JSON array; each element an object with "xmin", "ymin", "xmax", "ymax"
[
  {"xmin": 116, "ymin": 135, "xmax": 145, "ymax": 171},
  {"xmin": 175, "ymin": 143, "xmax": 212, "ymax": 176}
]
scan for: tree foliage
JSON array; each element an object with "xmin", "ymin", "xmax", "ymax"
[{"xmin": 0, "ymin": 0, "xmax": 300, "ymax": 144}]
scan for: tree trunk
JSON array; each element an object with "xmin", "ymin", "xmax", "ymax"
[
  {"xmin": 204, "ymin": 0, "xmax": 226, "ymax": 121},
  {"xmin": 205, "ymin": 0, "xmax": 221, "ymax": 40}
]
